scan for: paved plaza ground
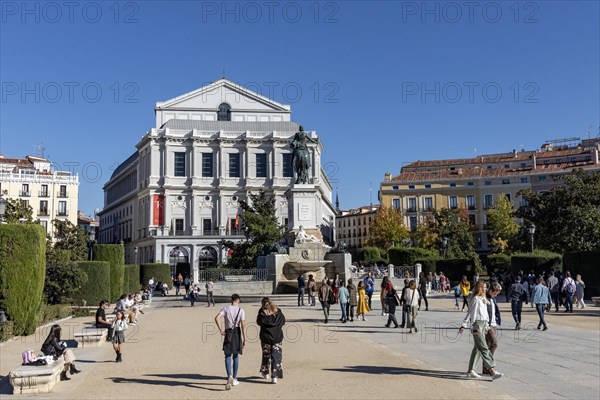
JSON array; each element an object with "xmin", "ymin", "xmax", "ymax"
[{"xmin": 0, "ymin": 293, "xmax": 598, "ymax": 399}]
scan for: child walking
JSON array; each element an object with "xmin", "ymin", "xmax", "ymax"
[
  {"xmin": 112, "ymin": 311, "xmax": 128, "ymax": 362},
  {"xmin": 356, "ymin": 281, "xmax": 371, "ymax": 321}
]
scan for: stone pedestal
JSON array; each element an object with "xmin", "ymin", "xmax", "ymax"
[{"xmin": 285, "ymin": 184, "xmax": 324, "ymax": 244}]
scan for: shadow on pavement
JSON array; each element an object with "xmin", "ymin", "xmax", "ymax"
[
  {"xmin": 322, "ymin": 365, "xmax": 470, "ymax": 380},
  {"xmin": 108, "ymin": 373, "xmax": 225, "ymax": 391}
]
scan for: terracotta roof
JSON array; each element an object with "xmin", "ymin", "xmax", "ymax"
[{"xmin": 0, "ymin": 157, "xmax": 34, "ymax": 166}]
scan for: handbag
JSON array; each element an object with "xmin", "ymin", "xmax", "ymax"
[
  {"xmin": 328, "ymin": 288, "xmax": 336, "ymax": 304},
  {"xmin": 223, "ymin": 308, "xmax": 242, "ymax": 345}
]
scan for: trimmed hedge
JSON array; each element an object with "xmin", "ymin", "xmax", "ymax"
[
  {"xmin": 487, "ymin": 253, "xmax": 511, "ymax": 273},
  {"xmin": 510, "ymin": 250, "xmax": 562, "ymax": 275},
  {"xmin": 563, "ymin": 249, "xmax": 600, "ymax": 298},
  {"xmin": 360, "ymin": 247, "xmax": 387, "ymax": 265},
  {"xmin": 387, "ymin": 247, "xmax": 439, "ymax": 275},
  {"xmin": 140, "ymin": 263, "xmax": 171, "ymax": 288},
  {"xmin": 436, "ymin": 258, "xmax": 476, "ymax": 283},
  {"xmin": 93, "ymin": 244, "xmax": 125, "ymax": 302},
  {"xmin": 124, "ymin": 264, "xmax": 141, "ymax": 294},
  {"xmin": 0, "ymin": 224, "xmax": 46, "ymax": 336},
  {"xmin": 72, "ymin": 261, "xmax": 110, "ymax": 306}
]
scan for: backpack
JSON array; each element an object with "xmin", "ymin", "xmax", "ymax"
[
  {"xmin": 566, "ymin": 279, "xmax": 576, "ymax": 294},
  {"xmin": 328, "ymin": 288, "xmax": 336, "ymax": 304}
]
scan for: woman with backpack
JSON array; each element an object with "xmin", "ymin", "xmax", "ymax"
[
  {"xmin": 41, "ymin": 324, "xmax": 81, "ymax": 381},
  {"xmin": 256, "ymin": 297, "xmax": 286, "ymax": 384}
]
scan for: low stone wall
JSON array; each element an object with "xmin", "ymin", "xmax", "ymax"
[{"xmin": 206, "ymin": 281, "xmax": 272, "ymax": 295}]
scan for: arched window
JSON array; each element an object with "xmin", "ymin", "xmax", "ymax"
[{"xmin": 217, "ymin": 103, "xmax": 231, "ymax": 121}]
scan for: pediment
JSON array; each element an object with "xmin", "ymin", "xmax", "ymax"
[{"xmin": 156, "ymin": 79, "xmax": 290, "ymax": 112}]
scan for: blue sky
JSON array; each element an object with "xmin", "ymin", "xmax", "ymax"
[{"xmin": 1, "ymin": 0, "xmax": 598, "ymax": 215}]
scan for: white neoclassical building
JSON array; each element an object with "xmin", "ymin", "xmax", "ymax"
[{"xmin": 98, "ymin": 79, "xmax": 336, "ymax": 280}]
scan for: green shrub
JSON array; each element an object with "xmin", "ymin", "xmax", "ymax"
[
  {"xmin": 563, "ymin": 249, "xmax": 600, "ymax": 298},
  {"xmin": 388, "ymin": 247, "xmax": 439, "ymax": 266},
  {"xmin": 487, "ymin": 253, "xmax": 511, "ymax": 273},
  {"xmin": 93, "ymin": 244, "xmax": 125, "ymax": 302},
  {"xmin": 360, "ymin": 247, "xmax": 387, "ymax": 265},
  {"xmin": 140, "ymin": 263, "xmax": 171, "ymax": 288},
  {"xmin": 414, "ymin": 256, "xmax": 439, "ymax": 275},
  {"xmin": 510, "ymin": 250, "xmax": 562, "ymax": 275},
  {"xmin": 72, "ymin": 261, "xmax": 110, "ymax": 306},
  {"xmin": 0, "ymin": 224, "xmax": 46, "ymax": 336},
  {"xmin": 436, "ymin": 258, "xmax": 476, "ymax": 283},
  {"xmin": 44, "ymin": 261, "xmax": 88, "ymax": 305},
  {"xmin": 124, "ymin": 264, "xmax": 141, "ymax": 293},
  {"xmin": 37, "ymin": 304, "xmax": 72, "ymax": 326}
]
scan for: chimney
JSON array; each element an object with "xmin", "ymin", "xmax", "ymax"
[
  {"xmin": 384, "ymin": 172, "xmax": 391, "ymax": 181},
  {"xmin": 593, "ymin": 147, "xmax": 599, "ymax": 165},
  {"xmin": 532, "ymin": 155, "xmax": 537, "ymax": 170},
  {"xmin": 512, "ymin": 149, "xmax": 517, "ymax": 158}
]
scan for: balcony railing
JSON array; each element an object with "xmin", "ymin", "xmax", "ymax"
[
  {"xmin": 38, "ymin": 191, "xmax": 49, "ymax": 197},
  {"xmin": 58, "ymin": 192, "xmax": 68, "ymax": 198},
  {"xmin": 38, "ymin": 209, "xmax": 48, "ymax": 216},
  {"xmin": 407, "ymin": 207, "xmax": 417, "ymax": 213},
  {"xmin": 20, "ymin": 191, "xmax": 30, "ymax": 197},
  {"xmin": 198, "ymin": 268, "xmax": 269, "ymax": 282},
  {"xmin": 175, "ymin": 230, "xmax": 185, "ymax": 236},
  {"xmin": 57, "ymin": 210, "xmax": 68, "ymax": 216}
]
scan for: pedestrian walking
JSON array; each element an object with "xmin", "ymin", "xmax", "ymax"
[
  {"xmin": 318, "ymin": 279, "xmax": 332, "ymax": 324},
  {"xmin": 547, "ymin": 271, "xmax": 560, "ymax": 312},
  {"xmin": 174, "ymin": 273, "xmax": 183, "ymax": 296},
  {"xmin": 575, "ymin": 274, "xmax": 586, "ymax": 309},
  {"xmin": 338, "ymin": 281, "xmax": 350, "ymax": 323},
  {"xmin": 400, "ymin": 279, "xmax": 410, "ymax": 327},
  {"xmin": 531, "ymin": 277, "xmax": 552, "ymax": 330},
  {"xmin": 363, "ymin": 272, "xmax": 375, "ymax": 309},
  {"xmin": 384, "ymin": 285, "xmax": 400, "ymax": 328},
  {"xmin": 483, "ymin": 282, "xmax": 502, "ymax": 375},
  {"xmin": 215, "ymin": 294, "xmax": 247, "ymax": 390},
  {"xmin": 332, "ymin": 273, "xmax": 342, "ymax": 302},
  {"xmin": 307, "ymin": 274, "xmax": 317, "ymax": 306},
  {"xmin": 205, "ymin": 279, "xmax": 215, "ymax": 306},
  {"xmin": 451, "ymin": 284, "xmax": 461, "ymax": 310},
  {"xmin": 111, "ymin": 311, "xmax": 128, "ymax": 362},
  {"xmin": 460, "ymin": 275, "xmax": 471, "ymax": 311},
  {"xmin": 356, "ymin": 281, "xmax": 371, "ymax": 321},
  {"xmin": 346, "ymin": 278, "xmax": 357, "ymax": 322},
  {"xmin": 561, "ymin": 271, "xmax": 576, "ymax": 313},
  {"xmin": 459, "ymin": 281, "xmax": 503, "ymax": 380},
  {"xmin": 380, "ymin": 276, "xmax": 391, "ymax": 316},
  {"xmin": 507, "ymin": 276, "xmax": 528, "ymax": 330},
  {"xmin": 297, "ymin": 274, "xmax": 306, "ymax": 306},
  {"xmin": 190, "ymin": 285, "xmax": 200, "ymax": 307},
  {"xmin": 184, "ymin": 275, "xmax": 191, "ymax": 297},
  {"xmin": 418, "ymin": 271, "xmax": 429, "ymax": 311},
  {"xmin": 256, "ymin": 297, "xmax": 285, "ymax": 384},
  {"xmin": 403, "ymin": 280, "xmax": 420, "ymax": 333}
]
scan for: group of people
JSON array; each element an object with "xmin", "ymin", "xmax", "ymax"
[{"xmin": 214, "ymin": 294, "xmax": 286, "ymax": 390}]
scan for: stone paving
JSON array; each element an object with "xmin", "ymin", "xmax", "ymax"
[{"xmin": 0, "ymin": 293, "xmax": 598, "ymax": 399}]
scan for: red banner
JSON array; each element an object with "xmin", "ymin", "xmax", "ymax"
[{"xmin": 152, "ymin": 194, "xmax": 164, "ymax": 226}]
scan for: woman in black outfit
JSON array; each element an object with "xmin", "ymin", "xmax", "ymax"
[
  {"xmin": 256, "ymin": 297, "xmax": 286, "ymax": 384},
  {"xmin": 41, "ymin": 324, "xmax": 81, "ymax": 381}
]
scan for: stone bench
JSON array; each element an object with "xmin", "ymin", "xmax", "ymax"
[
  {"xmin": 591, "ymin": 297, "xmax": 600, "ymax": 307},
  {"xmin": 74, "ymin": 327, "xmax": 108, "ymax": 347},
  {"xmin": 9, "ymin": 359, "xmax": 65, "ymax": 394}
]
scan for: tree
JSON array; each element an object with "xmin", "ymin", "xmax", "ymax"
[
  {"xmin": 221, "ymin": 189, "xmax": 283, "ymax": 269},
  {"xmin": 51, "ymin": 219, "xmax": 88, "ymax": 261},
  {"xmin": 367, "ymin": 205, "xmax": 409, "ymax": 248},
  {"xmin": 516, "ymin": 169, "xmax": 600, "ymax": 252},
  {"xmin": 486, "ymin": 193, "xmax": 519, "ymax": 253},
  {"xmin": 44, "ymin": 260, "xmax": 88, "ymax": 305},
  {"xmin": 3, "ymin": 198, "xmax": 34, "ymax": 224}
]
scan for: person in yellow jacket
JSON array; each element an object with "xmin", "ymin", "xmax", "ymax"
[
  {"xmin": 356, "ymin": 281, "xmax": 371, "ymax": 321},
  {"xmin": 460, "ymin": 275, "xmax": 471, "ymax": 311}
]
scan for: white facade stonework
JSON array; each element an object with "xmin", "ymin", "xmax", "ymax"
[{"xmin": 99, "ymin": 79, "xmax": 335, "ymax": 280}]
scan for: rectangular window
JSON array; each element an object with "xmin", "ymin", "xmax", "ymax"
[
  {"xmin": 520, "ymin": 197, "xmax": 529, "ymax": 207},
  {"xmin": 256, "ymin": 153, "xmax": 267, "ymax": 178},
  {"xmin": 484, "ymin": 194, "xmax": 493, "ymax": 209},
  {"xmin": 202, "ymin": 219, "xmax": 212, "ymax": 235},
  {"xmin": 520, "ymin": 163, "xmax": 527, "ymax": 168},
  {"xmin": 424, "ymin": 197, "xmax": 433, "ymax": 210},
  {"xmin": 392, "ymin": 185, "xmax": 399, "ymax": 190},
  {"xmin": 449, "ymin": 196, "xmax": 458, "ymax": 209},
  {"xmin": 449, "ymin": 182, "xmax": 456, "ymax": 187},
  {"xmin": 392, "ymin": 198, "xmax": 400, "ymax": 210},
  {"xmin": 539, "ymin": 176, "xmax": 546, "ymax": 182},
  {"xmin": 408, "ymin": 198, "xmax": 417, "ymax": 212},
  {"xmin": 502, "ymin": 179, "xmax": 510, "ymax": 184},
  {"xmin": 282, "ymin": 154, "xmax": 293, "ymax": 177},
  {"xmin": 408, "ymin": 185, "xmax": 415, "ymax": 189},
  {"xmin": 202, "ymin": 153, "xmax": 213, "ymax": 177},
  {"xmin": 468, "ymin": 214, "xmax": 476, "ymax": 226},
  {"xmin": 39, "ymin": 200, "xmax": 48, "ymax": 216},
  {"xmin": 485, "ymin": 180, "xmax": 492, "ymax": 186},
  {"xmin": 40, "ymin": 184, "xmax": 48, "ymax": 197},
  {"xmin": 505, "ymin": 193, "xmax": 512, "ymax": 202},
  {"xmin": 21, "ymin": 184, "xmax": 29, "ymax": 196},
  {"xmin": 229, "ymin": 153, "xmax": 240, "ymax": 177},
  {"xmin": 424, "ymin": 184, "xmax": 431, "ymax": 189},
  {"xmin": 467, "ymin": 195, "xmax": 476, "ymax": 210},
  {"xmin": 467, "ymin": 182, "xmax": 474, "ymax": 186},
  {"xmin": 40, "ymin": 220, "xmax": 48, "ymax": 232},
  {"xmin": 58, "ymin": 201, "xmax": 67, "ymax": 216},
  {"xmin": 175, "ymin": 218, "xmax": 184, "ymax": 235},
  {"xmin": 520, "ymin": 177, "xmax": 528, "ymax": 183},
  {"xmin": 409, "ymin": 216, "xmax": 418, "ymax": 233},
  {"xmin": 59, "ymin": 185, "xmax": 67, "ymax": 197},
  {"xmin": 174, "ymin": 152, "xmax": 186, "ymax": 177}
]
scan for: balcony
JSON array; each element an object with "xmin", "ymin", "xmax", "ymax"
[
  {"xmin": 20, "ymin": 191, "xmax": 31, "ymax": 197},
  {"xmin": 38, "ymin": 191, "xmax": 49, "ymax": 197},
  {"xmin": 58, "ymin": 192, "xmax": 68, "ymax": 198},
  {"xmin": 175, "ymin": 230, "xmax": 185, "ymax": 236},
  {"xmin": 57, "ymin": 210, "xmax": 68, "ymax": 216},
  {"xmin": 38, "ymin": 209, "xmax": 49, "ymax": 216},
  {"xmin": 468, "ymin": 205, "xmax": 476, "ymax": 210},
  {"xmin": 407, "ymin": 207, "xmax": 417, "ymax": 213}
]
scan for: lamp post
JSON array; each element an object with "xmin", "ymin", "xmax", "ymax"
[
  {"xmin": 528, "ymin": 223, "xmax": 536, "ymax": 253},
  {"xmin": 88, "ymin": 229, "xmax": 96, "ymax": 260},
  {"xmin": 0, "ymin": 194, "xmax": 6, "ymax": 223},
  {"xmin": 442, "ymin": 236, "xmax": 449, "ymax": 259},
  {"xmin": 134, "ymin": 246, "xmax": 139, "ymax": 265}
]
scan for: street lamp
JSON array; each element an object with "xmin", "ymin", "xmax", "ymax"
[
  {"xmin": 0, "ymin": 194, "xmax": 6, "ymax": 223},
  {"xmin": 134, "ymin": 246, "xmax": 139, "ymax": 265},
  {"xmin": 442, "ymin": 237, "xmax": 449, "ymax": 259},
  {"xmin": 528, "ymin": 223, "xmax": 536, "ymax": 253},
  {"xmin": 88, "ymin": 229, "xmax": 96, "ymax": 260}
]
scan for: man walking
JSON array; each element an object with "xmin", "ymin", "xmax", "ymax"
[
  {"xmin": 507, "ymin": 276, "xmax": 528, "ymax": 330},
  {"xmin": 297, "ymin": 274, "xmax": 306, "ymax": 307},
  {"xmin": 215, "ymin": 294, "xmax": 247, "ymax": 390},
  {"xmin": 532, "ymin": 277, "xmax": 552, "ymax": 330},
  {"xmin": 205, "ymin": 279, "xmax": 216, "ymax": 307},
  {"xmin": 561, "ymin": 271, "xmax": 576, "ymax": 313},
  {"xmin": 547, "ymin": 271, "xmax": 560, "ymax": 312},
  {"xmin": 484, "ymin": 282, "xmax": 502, "ymax": 375}
]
